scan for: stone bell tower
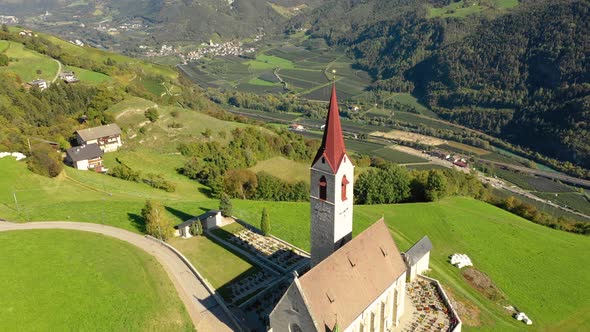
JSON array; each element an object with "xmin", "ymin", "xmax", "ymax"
[{"xmin": 310, "ymin": 83, "xmax": 354, "ymax": 267}]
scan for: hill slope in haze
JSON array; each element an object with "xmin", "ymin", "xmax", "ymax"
[{"xmin": 0, "ymin": 0, "xmax": 325, "ymax": 43}]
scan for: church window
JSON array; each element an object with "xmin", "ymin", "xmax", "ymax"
[
  {"xmin": 290, "ymin": 323, "xmax": 303, "ymax": 332},
  {"xmin": 322, "ymin": 157, "xmax": 325, "ymax": 164},
  {"xmin": 341, "ymin": 175, "xmax": 349, "ymax": 201},
  {"xmin": 319, "ymin": 176, "xmax": 327, "ymax": 200}
]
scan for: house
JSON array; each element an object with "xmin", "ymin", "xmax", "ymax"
[
  {"xmin": 60, "ymin": 71, "xmax": 79, "ymax": 83},
  {"xmin": 65, "ymin": 144, "xmax": 104, "ymax": 171},
  {"xmin": 174, "ymin": 210, "xmax": 230, "ymax": 238},
  {"xmin": 76, "ymin": 123, "xmax": 122, "ymax": 152},
  {"xmin": 454, "ymin": 161, "xmax": 468, "ymax": 168},
  {"xmin": 27, "ymin": 79, "xmax": 48, "ymax": 90},
  {"xmin": 403, "ymin": 235, "xmax": 433, "ymax": 281},
  {"xmin": 289, "ymin": 123, "xmax": 305, "ymax": 131}
]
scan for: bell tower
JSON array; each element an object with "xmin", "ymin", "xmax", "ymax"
[{"xmin": 310, "ymin": 83, "xmax": 354, "ymax": 267}]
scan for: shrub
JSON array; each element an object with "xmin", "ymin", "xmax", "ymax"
[
  {"xmin": 260, "ymin": 208, "xmax": 270, "ymax": 236},
  {"xmin": 143, "ymin": 173, "xmax": 176, "ymax": 192},
  {"xmin": 109, "ymin": 163, "xmax": 141, "ymax": 182},
  {"xmin": 27, "ymin": 144, "xmax": 63, "ymax": 178},
  {"xmin": 144, "ymin": 108, "xmax": 159, "ymax": 122},
  {"xmin": 219, "ymin": 193, "xmax": 233, "ymax": 217}
]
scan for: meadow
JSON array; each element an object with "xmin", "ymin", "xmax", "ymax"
[
  {"xmin": 64, "ymin": 65, "xmax": 111, "ymax": 84},
  {"xmin": 428, "ymin": 0, "xmax": 518, "ymax": 19},
  {"xmin": 0, "ymin": 229, "xmax": 193, "ymax": 331},
  {"xmin": 0, "ymin": 41, "xmax": 59, "ymax": 82}
]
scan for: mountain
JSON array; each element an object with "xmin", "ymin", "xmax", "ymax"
[
  {"xmin": 294, "ymin": 0, "xmax": 590, "ymax": 170},
  {"xmin": 0, "ymin": 0, "xmax": 325, "ymax": 43}
]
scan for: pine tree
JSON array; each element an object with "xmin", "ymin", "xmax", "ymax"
[
  {"xmin": 190, "ymin": 220, "xmax": 203, "ymax": 236},
  {"xmin": 219, "ymin": 193, "xmax": 233, "ymax": 217},
  {"xmin": 260, "ymin": 208, "xmax": 270, "ymax": 236},
  {"xmin": 141, "ymin": 200, "xmax": 173, "ymax": 241}
]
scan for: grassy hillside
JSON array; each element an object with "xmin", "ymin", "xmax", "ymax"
[
  {"xmin": 0, "ymin": 229, "xmax": 193, "ymax": 331},
  {"xmin": 0, "ymin": 41, "xmax": 59, "ymax": 82}
]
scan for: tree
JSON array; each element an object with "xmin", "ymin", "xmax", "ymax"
[
  {"xmin": 260, "ymin": 208, "xmax": 270, "ymax": 236},
  {"xmin": 141, "ymin": 200, "xmax": 174, "ymax": 241},
  {"xmin": 190, "ymin": 220, "xmax": 203, "ymax": 236},
  {"xmin": 27, "ymin": 144, "xmax": 63, "ymax": 178},
  {"xmin": 144, "ymin": 107, "xmax": 159, "ymax": 122},
  {"xmin": 1, "ymin": 24, "xmax": 8, "ymax": 33},
  {"xmin": 424, "ymin": 170, "xmax": 448, "ymax": 201},
  {"xmin": 0, "ymin": 54, "xmax": 9, "ymax": 66},
  {"xmin": 219, "ymin": 193, "xmax": 233, "ymax": 217}
]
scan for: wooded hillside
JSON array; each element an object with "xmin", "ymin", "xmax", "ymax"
[{"xmin": 295, "ymin": 0, "xmax": 590, "ymax": 170}]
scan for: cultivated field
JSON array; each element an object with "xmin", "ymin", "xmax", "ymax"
[
  {"xmin": 180, "ymin": 36, "xmax": 372, "ymax": 101},
  {"xmin": 0, "ymin": 229, "xmax": 193, "ymax": 331},
  {"xmin": 371, "ymin": 130, "xmax": 447, "ymax": 146}
]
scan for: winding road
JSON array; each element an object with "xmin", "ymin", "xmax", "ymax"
[{"xmin": 0, "ymin": 221, "xmax": 235, "ymax": 332}]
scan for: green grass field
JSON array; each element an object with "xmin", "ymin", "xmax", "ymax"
[
  {"xmin": 168, "ymin": 235, "xmax": 255, "ymax": 289},
  {"xmin": 0, "ymin": 41, "xmax": 59, "ymax": 82},
  {"xmin": 64, "ymin": 65, "xmax": 111, "ymax": 83},
  {"xmin": 429, "ymin": 1, "xmax": 487, "ymax": 18},
  {"xmin": 249, "ymin": 157, "xmax": 310, "ymax": 183},
  {"xmin": 372, "ymin": 146, "xmax": 429, "ymax": 164},
  {"xmin": 0, "ymin": 230, "xmax": 192, "ymax": 331},
  {"xmin": 245, "ymin": 54, "xmax": 295, "ymax": 70}
]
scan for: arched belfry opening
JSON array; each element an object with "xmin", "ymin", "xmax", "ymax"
[{"xmin": 319, "ymin": 176, "xmax": 327, "ymax": 200}]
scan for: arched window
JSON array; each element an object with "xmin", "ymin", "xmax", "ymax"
[
  {"xmin": 319, "ymin": 176, "xmax": 327, "ymax": 200},
  {"xmin": 290, "ymin": 323, "xmax": 303, "ymax": 332},
  {"xmin": 341, "ymin": 175, "xmax": 349, "ymax": 201}
]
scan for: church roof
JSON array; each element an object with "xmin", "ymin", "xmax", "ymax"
[
  {"xmin": 312, "ymin": 84, "xmax": 347, "ymax": 172},
  {"xmin": 404, "ymin": 235, "xmax": 433, "ymax": 266},
  {"xmin": 298, "ymin": 219, "xmax": 406, "ymax": 330}
]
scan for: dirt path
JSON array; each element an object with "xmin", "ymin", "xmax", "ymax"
[
  {"xmin": 0, "ymin": 221, "xmax": 236, "ymax": 332},
  {"xmin": 51, "ymin": 59, "xmax": 62, "ymax": 83}
]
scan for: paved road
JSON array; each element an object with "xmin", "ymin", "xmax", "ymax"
[{"xmin": 0, "ymin": 221, "xmax": 235, "ymax": 332}]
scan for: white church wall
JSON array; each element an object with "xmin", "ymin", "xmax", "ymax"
[{"xmin": 343, "ymin": 271, "xmax": 407, "ymax": 332}]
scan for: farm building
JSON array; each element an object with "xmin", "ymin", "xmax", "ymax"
[
  {"xmin": 174, "ymin": 210, "xmax": 231, "ymax": 238},
  {"xmin": 27, "ymin": 79, "xmax": 48, "ymax": 90},
  {"xmin": 60, "ymin": 71, "xmax": 79, "ymax": 83},
  {"xmin": 65, "ymin": 144, "xmax": 104, "ymax": 171},
  {"xmin": 289, "ymin": 123, "xmax": 305, "ymax": 131},
  {"xmin": 75, "ymin": 123, "xmax": 122, "ymax": 152},
  {"xmin": 403, "ymin": 235, "xmax": 433, "ymax": 282}
]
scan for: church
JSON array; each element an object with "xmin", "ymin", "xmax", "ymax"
[{"xmin": 268, "ymin": 84, "xmax": 452, "ymax": 332}]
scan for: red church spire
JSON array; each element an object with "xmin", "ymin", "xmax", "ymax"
[{"xmin": 313, "ymin": 83, "xmax": 347, "ymax": 172}]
